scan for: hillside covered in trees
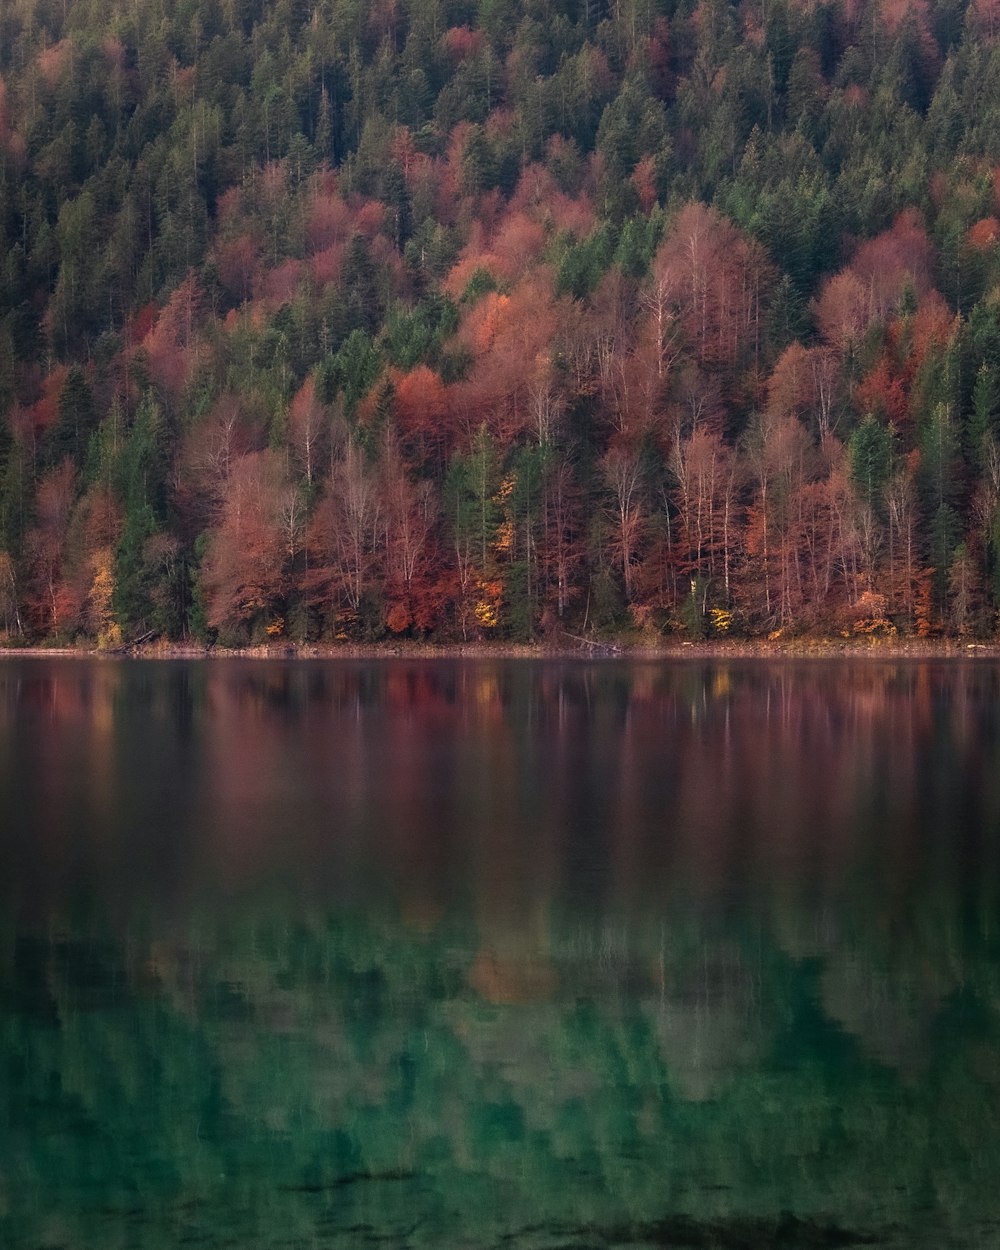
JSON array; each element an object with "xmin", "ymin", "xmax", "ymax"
[{"xmin": 2, "ymin": 0, "xmax": 1000, "ymax": 644}]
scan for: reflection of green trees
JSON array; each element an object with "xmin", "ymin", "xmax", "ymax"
[
  {"xmin": 5, "ymin": 658, "xmax": 1000, "ymax": 1245},
  {"xmin": 5, "ymin": 891, "xmax": 1000, "ymax": 1249}
]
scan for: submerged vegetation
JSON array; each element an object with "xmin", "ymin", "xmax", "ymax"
[{"xmin": 2, "ymin": 0, "xmax": 1000, "ymax": 643}]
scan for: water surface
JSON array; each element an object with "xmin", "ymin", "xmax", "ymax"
[{"xmin": 2, "ymin": 657, "xmax": 1000, "ymax": 1248}]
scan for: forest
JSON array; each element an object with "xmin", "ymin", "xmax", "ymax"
[{"xmin": 1, "ymin": 0, "xmax": 1000, "ymax": 644}]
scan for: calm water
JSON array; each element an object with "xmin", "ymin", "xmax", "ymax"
[{"xmin": 3, "ymin": 657, "xmax": 1000, "ymax": 1249}]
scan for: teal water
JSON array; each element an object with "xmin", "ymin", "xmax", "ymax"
[{"xmin": 2, "ymin": 658, "xmax": 1000, "ymax": 1248}]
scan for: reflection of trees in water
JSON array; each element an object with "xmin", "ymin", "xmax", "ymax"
[
  {"xmin": 6, "ymin": 659, "xmax": 1000, "ymax": 918},
  {"xmin": 4, "ymin": 659, "xmax": 1000, "ymax": 1244},
  {"xmin": 4, "ymin": 888, "xmax": 1000, "ymax": 1248}
]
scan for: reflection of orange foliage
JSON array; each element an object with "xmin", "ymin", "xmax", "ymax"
[
  {"xmin": 401, "ymin": 896, "xmax": 444, "ymax": 934},
  {"xmin": 468, "ymin": 950, "xmax": 557, "ymax": 1004}
]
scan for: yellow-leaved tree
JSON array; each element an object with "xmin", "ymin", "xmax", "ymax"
[{"xmin": 88, "ymin": 548, "xmax": 122, "ymax": 649}]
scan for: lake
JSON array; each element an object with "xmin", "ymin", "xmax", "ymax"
[{"xmin": 2, "ymin": 657, "xmax": 1000, "ymax": 1249}]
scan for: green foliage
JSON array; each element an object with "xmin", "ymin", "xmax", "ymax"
[
  {"xmin": 53, "ymin": 367, "xmax": 96, "ymax": 467},
  {"xmin": 967, "ymin": 364, "xmax": 999, "ymax": 465},
  {"xmin": 382, "ymin": 296, "xmax": 459, "ymax": 369},
  {"xmin": 849, "ymin": 413, "xmax": 893, "ymax": 514},
  {"xmin": 555, "ymin": 223, "xmax": 618, "ymax": 298},
  {"xmin": 613, "ymin": 210, "xmax": 664, "ymax": 279},
  {"xmin": 116, "ymin": 393, "xmax": 169, "ymax": 518},
  {"xmin": 928, "ymin": 500, "xmax": 961, "ymax": 613},
  {"xmin": 341, "ymin": 235, "xmax": 384, "ymax": 335},
  {"xmin": 723, "ymin": 134, "xmax": 840, "ymax": 295},
  {"xmin": 919, "ymin": 402, "xmax": 963, "ymax": 612},
  {"xmin": 446, "ymin": 426, "xmax": 502, "ymax": 576},
  {"xmin": 919, "ymin": 402, "xmax": 962, "ymax": 515},
  {"xmin": 596, "ymin": 76, "xmax": 671, "ymax": 217},
  {"xmin": 460, "ymin": 266, "xmax": 499, "ymax": 304},
  {"xmin": 321, "ymin": 330, "xmax": 383, "ymax": 416}
]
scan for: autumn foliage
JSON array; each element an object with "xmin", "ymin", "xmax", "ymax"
[{"xmin": 1, "ymin": 0, "xmax": 1000, "ymax": 644}]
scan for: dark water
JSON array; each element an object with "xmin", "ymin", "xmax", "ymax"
[{"xmin": 3, "ymin": 657, "xmax": 1000, "ymax": 1249}]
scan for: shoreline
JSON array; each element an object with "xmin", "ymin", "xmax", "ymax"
[{"xmin": 1, "ymin": 637, "xmax": 999, "ymax": 661}]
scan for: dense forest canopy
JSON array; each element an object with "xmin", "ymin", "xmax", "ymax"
[{"xmin": 1, "ymin": 0, "xmax": 1000, "ymax": 643}]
